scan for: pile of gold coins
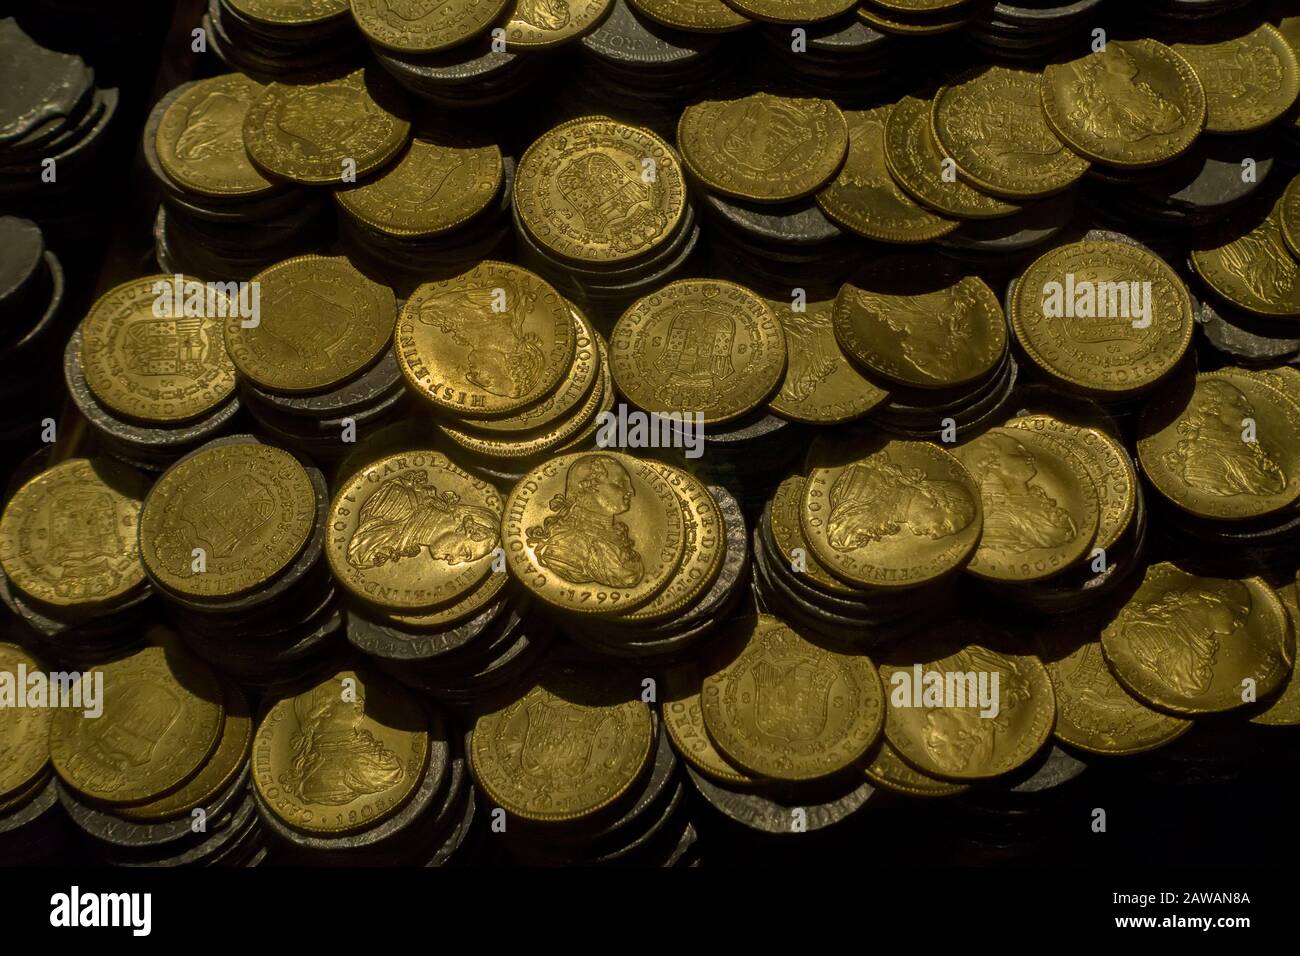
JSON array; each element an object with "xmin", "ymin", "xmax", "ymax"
[{"xmin": 3, "ymin": 0, "xmax": 1300, "ymax": 868}]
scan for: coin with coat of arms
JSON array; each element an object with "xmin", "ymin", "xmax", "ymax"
[
  {"xmin": 350, "ymin": 0, "xmax": 510, "ymax": 52},
  {"xmin": 0, "ymin": 458, "xmax": 148, "ymax": 609},
  {"xmin": 514, "ymin": 116, "xmax": 686, "ymax": 265},
  {"xmin": 0, "ymin": 644, "xmax": 53, "ymax": 801},
  {"xmin": 1173, "ymin": 24, "xmax": 1300, "ymax": 134},
  {"xmin": 470, "ymin": 662, "xmax": 654, "ymax": 821},
  {"xmin": 80, "ymin": 275, "xmax": 237, "ymax": 423},
  {"xmin": 701, "ymin": 615, "xmax": 885, "ymax": 781},
  {"xmin": 138, "ymin": 442, "xmax": 316, "ymax": 599}
]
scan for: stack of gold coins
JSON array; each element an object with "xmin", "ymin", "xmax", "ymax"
[
  {"xmin": 0, "ymin": 458, "xmax": 152, "ymax": 664},
  {"xmin": 0, "ymin": 643, "xmax": 76, "ymax": 865},
  {"xmin": 144, "ymin": 74, "xmax": 334, "ymax": 283},
  {"xmin": 334, "ymin": 126, "xmax": 512, "ymax": 287},
  {"xmin": 136, "ymin": 436, "xmax": 343, "ymax": 693},
  {"xmin": 504, "ymin": 452, "xmax": 750, "ymax": 659},
  {"xmin": 1138, "ymin": 366, "xmax": 1300, "ymax": 576},
  {"xmin": 395, "ymin": 261, "xmax": 611, "ymax": 485},
  {"xmin": 205, "ymin": 0, "xmax": 364, "ymax": 80},
  {"xmin": 252, "ymin": 669, "xmax": 474, "ymax": 864},
  {"xmin": 65, "ymin": 275, "xmax": 241, "ymax": 471},
  {"xmin": 328, "ymin": 450, "xmax": 552, "ymax": 704},
  {"xmin": 511, "ymin": 115, "xmax": 697, "ymax": 325},
  {"xmin": 469, "ymin": 657, "xmax": 697, "ymax": 864},
  {"xmin": 50, "ymin": 640, "xmax": 265, "ymax": 866},
  {"xmin": 226, "ymin": 255, "xmax": 410, "ymax": 461}
]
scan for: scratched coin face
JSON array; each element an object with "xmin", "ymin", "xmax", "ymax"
[
  {"xmin": 395, "ymin": 260, "xmax": 575, "ymax": 418},
  {"xmin": 325, "ymin": 450, "xmax": 502, "ymax": 612},
  {"xmin": 155, "ymin": 74, "xmax": 276, "ymax": 199},
  {"xmin": 80, "ymin": 275, "xmax": 237, "ymax": 423},
  {"xmin": 0, "ymin": 458, "xmax": 148, "ymax": 609},
  {"xmin": 226, "ymin": 256, "xmax": 396, "ymax": 394},
  {"xmin": 138, "ymin": 443, "xmax": 316, "ymax": 599},
  {"xmin": 515, "ymin": 116, "xmax": 687, "ymax": 265}
]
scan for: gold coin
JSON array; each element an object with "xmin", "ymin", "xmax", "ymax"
[
  {"xmin": 503, "ymin": 0, "xmax": 612, "ymax": 47},
  {"xmin": 619, "ymin": 463, "xmax": 724, "ymax": 622},
  {"xmin": 626, "ymin": 0, "xmax": 750, "ymax": 32},
  {"xmin": 139, "ymin": 442, "xmax": 316, "ymax": 599},
  {"xmin": 325, "ymin": 450, "xmax": 502, "ymax": 611},
  {"xmin": 609, "ymin": 278, "xmax": 786, "ymax": 425},
  {"xmin": 1101, "ymin": 564, "xmax": 1292, "ymax": 716},
  {"xmin": 1010, "ymin": 240, "xmax": 1195, "ymax": 395},
  {"xmin": 815, "ymin": 104, "xmax": 958, "ymax": 242},
  {"xmin": 80, "ymin": 275, "xmax": 237, "ymax": 422},
  {"xmin": 1137, "ymin": 369, "xmax": 1300, "ymax": 521},
  {"xmin": 766, "ymin": 294, "xmax": 887, "ymax": 424},
  {"xmin": 458, "ymin": 306, "xmax": 599, "ymax": 435},
  {"xmin": 253, "ymin": 669, "xmax": 430, "ymax": 834},
  {"xmin": 952, "ymin": 426, "xmax": 1099, "ymax": 583},
  {"xmin": 386, "ymin": 565, "xmax": 508, "ymax": 629},
  {"xmin": 679, "ymin": 92, "xmax": 848, "ymax": 203},
  {"xmin": 932, "ymin": 65, "xmax": 1088, "ymax": 199},
  {"xmin": 0, "ymin": 644, "xmax": 52, "ymax": 801},
  {"xmin": 225, "ymin": 0, "xmax": 348, "ymax": 25},
  {"xmin": 719, "ymin": 0, "xmax": 855, "ymax": 23},
  {"xmin": 515, "ymin": 116, "xmax": 687, "ymax": 265},
  {"xmin": 1041, "ymin": 39, "xmax": 1206, "ymax": 168},
  {"xmin": 49, "ymin": 645, "xmax": 224, "ymax": 805},
  {"xmin": 1033, "ymin": 618, "xmax": 1191, "ymax": 756},
  {"xmin": 1192, "ymin": 191, "xmax": 1300, "ymax": 317},
  {"xmin": 662, "ymin": 664, "xmax": 753, "ymax": 785},
  {"xmin": 396, "ymin": 260, "xmax": 575, "ymax": 418},
  {"xmin": 857, "ymin": 4, "xmax": 967, "ymax": 35},
  {"xmin": 863, "ymin": 739, "xmax": 969, "ymax": 797},
  {"xmin": 350, "ymin": 0, "xmax": 509, "ymax": 52},
  {"xmin": 768, "ymin": 473, "xmax": 858, "ymax": 596},
  {"xmin": 502, "ymin": 451, "xmax": 685, "ymax": 614},
  {"xmin": 1251, "ymin": 581, "xmax": 1300, "ymax": 726},
  {"xmin": 335, "ymin": 133, "xmax": 502, "ymax": 238},
  {"xmin": 883, "ymin": 94, "xmax": 1020, "ymax": 220},
  {"xmin": 227, "ymin": 255, "xmax": 396, "ymax": 394},
  {"xmin": 701, "ymin": 615, "xmax": 884, "ymax": 781},
  {"xmin": 470, "ymin": 661, "xmax": 653, "ymax": 821},
  {"xmin": 0, "ymin": 458, "xmax": 147, "ymax": 608},
  {"xmin": 1173, "ymin": 25, "xmax": 1299, "ymax": 134},
  {"xmin": 834, "ymin": 253, "xmax": 1005, "ymax": 388},
  {"xmin": 879, "ymin": 622, "xmax": 1055, "ymax": 781},
  {"xmin": 1282, "ymin": 173, "xmax": 1300, "ymax": 261},
  {"xmin": 242, "ymin": 68, "xmax": 410, "ymax": 185},
  {"xmin": 0, "ymin": 768, "xmax": 50, "ymax": 816},
  {"xmin": 801, "ymin": 436, "xmax": 982, "ymax": 589},
  {"xmin": 155, "ymin": 74, "xmax": 275, "ymax": 199},
  {"xmin": 117, "ymin": 685, "xmax": 254, "ymax": 822},
  {"xmin": 1005, "ymin": 414, "xmax": 1135, "ymax": 552},
  {"xmin": 871, "ymin": 0, "xmax": 968, "ymax": 10}
]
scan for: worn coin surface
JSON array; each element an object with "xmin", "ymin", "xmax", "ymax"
[
  {"xmin": 81, "ymin": 275, "xmax": 237, "ymax": 422},
  {"xmin": 627, "ymin": 0, "xmax": 750, "ymax": 31},
  {"xmin": 0, "ymin": 644, "xmax": 52, "ymax": 801},
  {"xmin": 801, "ymin": 436, "xmax": 982, "ymax": 589},
  {"xmin": 50, "ymin": 645, "xmax": 224, "ymax": 805},
  {"xmin": 1191, "ymin": 192, "xmax": 1300, "ymax": 318},
  {"xmin": 952, "ymin": 426, "xmax": 1099, "ymax": 583},
  {"xmin": 503, "ymin": 451, "xmax": 685, "ymax": 614},
  {"xmin": 769, "ymin": 473, "xmax": 858, "ymax": 596},
  {"xmin": 515, "ymin": 117, "xmax": 686, "ymax": 264},
  {"xmin": 470, "ymin": 662, "xmax": 653, "ymax": 820},
  {"xmin": 1101, "ymin": 564, "xmax": 1292, "ymax": 716},
  {"xmin": 1173, "ymin": 25, "xmax": 1299, "ymax": 135},
  {"xmin": 243, "ymin": 68, "xmax": 410, "ymax": 185},
  {"xmin": 1010, "ymin": 240, "xmax": 1195, "ymax": 395},
  {"xmin": 350, "ymin": 0, "xmax": 510, "ymax": 52},
  {"xmin": 0, "ymin": 458, "xmax": 148, "ymax": 608},
  {"xmin": 396, "ymin": 261, "xmax": 575, "ymax": 418},
  {"xmin": 662, "ymin": 663, "xmax": 753, "ymax": 785},
  {"xmin": 816, "ymin": 104, "xmax": 958, "ymax": 243},
  {"xmin": 139, "ymin": 443, "xmax": 316, "ymax": 598},
  {"xmin": 679, "ymin": 92, "xmax": 848, "ymax": 203},
  {"xmin": 701, "ymin": 615, "xmax": 884, "ymax": 781},
  {"xmin": 932, "ymin": 65, "xmax": 1088, "ymax": 199},
  {"xmin": 1041, "ymin": 39, "xmax": 1206, "ymax": 168},
  {"xmin": 253, "ymin": 669, "xmax": 430, "ymax": 834},
  {"xmin": 863, "ymin": 739, "xmax": 969, "ymax": 798},
  {"xmin": 156, "ymin": 74, "xmax": 276, "ymax": 198},
  {"xmin": 610, "ymin": 279, "xmax": 786, "ymax": 425},
  {"xmin": 326, "ymin": 450, "xmax": 502, "ymax": 611},
  {"xmin": 1251, "ymin": 582, "xmax": 1300, "ymax": 727},
  {"xmin": 227, "ymin": 256, "xmax": 396, "ymax": 394}
]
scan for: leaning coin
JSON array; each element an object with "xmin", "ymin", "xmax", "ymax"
[
  {"xmin": 1172, "ymin": 25, "xmax": 1299, "ymax": 135},
  {"xmin": 155, "ymin": 74, "xmax": 276, "ymax": 199},
  {"xmin": 1191, "ymin": 192, "xmax": 1300, "ymax": 318},
  {"xmin": 1282, "ymin": 173, "xmax": 1300, "ymax": 261},
  {"xmin": 863, "ymin": 739, "xmax": 969, "ymax": 798},
  {"xmin": 661, "ymin": 663, "xmax": 753, "ymax": 786},
  {"xmin": 1250, "ymin": 582, "xmax": 1300, "ymax": 726},
  {"xmin": 502, "ymin": 0, "xmax": 614, "ymax": 47}
]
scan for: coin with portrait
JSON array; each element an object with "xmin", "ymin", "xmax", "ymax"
[
  {"xmin": 502, "ymin": 0, "xmax": 614, "ymax": 48},
  {"xmin": 1191, "ymin": 191, "xmax": 1300, "ymax": 318},
  {"xmin": 155, "ymin": 74, "xmax": 275, "ymax": 198}
]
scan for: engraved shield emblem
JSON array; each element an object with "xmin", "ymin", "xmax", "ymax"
[{"xmin": 751, "ymin": 654, "xmax": 833, "ymax": 741}]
